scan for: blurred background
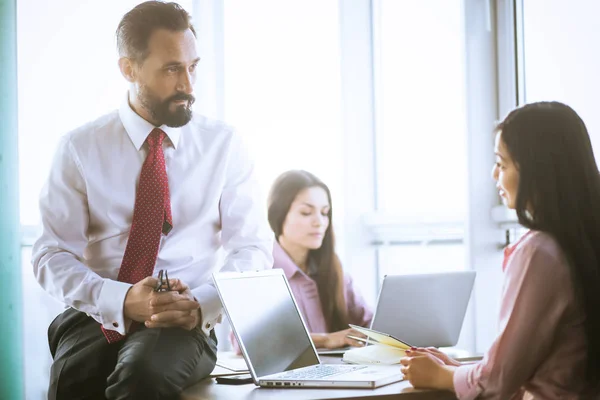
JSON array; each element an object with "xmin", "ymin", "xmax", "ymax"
[{"xmin": 3, "ymin": 0, "xmax": 600, "ymax": 398}]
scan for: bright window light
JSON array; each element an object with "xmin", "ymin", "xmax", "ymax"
[
  {"xmin": 522, "ymin": 0, "xmax": 600, "ymax": 160},
  {"xmin": 374, "ymin": 0, "xmax": 468, "ymax": 275},
  {"xmin": 376, "ymin": 0, "xmax": 468, "ymax": 222},
  {"xmin": 222, "ymin": 0, "xmax": 343, "ymax": 206}
]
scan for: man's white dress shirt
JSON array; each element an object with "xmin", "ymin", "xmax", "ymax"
[{"xmin": 32, "ymin": 98, "xmax": 274, "ymax": 336}]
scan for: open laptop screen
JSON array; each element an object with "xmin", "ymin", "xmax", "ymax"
[
  {"xmin": 370, "ymin": 271, "xmax": 476, "ymax": 347},
  {"xmin": 215, "ymin": 271, "xmax": 320, "ymax": 378}
]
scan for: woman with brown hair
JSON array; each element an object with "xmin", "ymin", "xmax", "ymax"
[{"xmin": 266, "ymin": 170, "xmax": 373, "ymax": 349}]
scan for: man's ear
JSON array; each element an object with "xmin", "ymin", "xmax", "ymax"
[{"xmin": 118, "ymin": 57, "xmax": 137, "ymax": 83}]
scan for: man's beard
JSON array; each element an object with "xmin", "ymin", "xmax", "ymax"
[{"xmin": 138, "ymin": 84, "xmax": 195, "ymax": 127}]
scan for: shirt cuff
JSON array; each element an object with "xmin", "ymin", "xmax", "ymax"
[
  {"xmin": 97, "ymin": 278, "xmax": 132, "ymax": 335},
  {"xmin": 192, "ymin": 284, "xmax": 223, "ymax": 336},
  {"xmin": 453, "ymin": 363, "xmax": 481, "ymax": 400}
]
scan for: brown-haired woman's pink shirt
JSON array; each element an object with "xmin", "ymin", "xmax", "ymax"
[{"xmin": 230, "ymin": 242, "xmax": 373, "ymax": 353}]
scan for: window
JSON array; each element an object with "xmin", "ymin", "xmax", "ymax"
[
  {"xmin": 222, "ymin": 0, "xmax": 344, "ymax": 218},
  {"xmin": 378, "ymin": 242, "xmax": 465, "ymax": 277},
  {"xmin": 520, "ymin": 0, "xmax": 600, "ymax": 157},
  {"xmin": 372, "ymin": 0, "xmax": 469, "ymax": 276}
]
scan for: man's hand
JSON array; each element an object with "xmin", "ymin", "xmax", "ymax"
[
  {"xmin": 145, "ymin": 278, "xmax": 202, "ymax": 331},
  {"xmin": 123, "ymin": 277, "xmax": 163, "ymax": 323}
]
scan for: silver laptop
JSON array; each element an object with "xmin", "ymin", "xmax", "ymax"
[
  {"xmin": 213, "ymin": 269, "xmax": 404, "ymax": 389},
  {"xmin": 370, "ymin": 271, "xmax": 476, "ymax": 348}
]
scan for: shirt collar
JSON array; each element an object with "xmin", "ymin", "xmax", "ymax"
[
  {"xmin": 118, "ymin": 93, "xmax": 182, "ymax": 150},
  {"xmin": 274, "ymin": 241, "xmax": 309, "ymax": 280},
  {"xmin": 502, "ymin": 230, "xmax": 532, "ymax": 272}
]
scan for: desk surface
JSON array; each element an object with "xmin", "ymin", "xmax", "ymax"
[
  {"xmin": 182, "ymin": 378, "xmax": 457, "ymax": 400},
  {"xmin": 182, "ymin": 355, "xmax": 458, "ymax": 400}
]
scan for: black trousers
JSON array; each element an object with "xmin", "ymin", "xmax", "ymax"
[{"xmin": 47, "ymin": 308, "xmax": 217, "ymax": 400}]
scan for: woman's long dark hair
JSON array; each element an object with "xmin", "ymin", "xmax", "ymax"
[
  {"xmin": 498, "ymin": 101, "xmax": 600, "ymax": 386},
  {"xmin": 268, "ymin": 170, "xmax": 349, "ymax": 332}
]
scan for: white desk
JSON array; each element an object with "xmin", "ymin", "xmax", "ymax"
[{"xmin": 181, "ymin": 352, "xmax": 469, "ymax": 400}]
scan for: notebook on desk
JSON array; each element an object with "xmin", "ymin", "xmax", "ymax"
[
  {"xmin": 212, "ymin": 269, "xmax": 404, "ymax": 389},
  {"xmin": 317, "ymin": 346, "xmax": 351, "ymax": 356},
  {"xmin": 343, "ymin": 325, "xmax": 412, "ymax": 365}
]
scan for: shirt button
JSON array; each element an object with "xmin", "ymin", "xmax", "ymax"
[
  {"xmin": 113, "ymin": 322, "xmax": 119, "ymax": 328},
  {"xmin": 205, "ymin": 323, "xmax": 211, "ymax": 330}
]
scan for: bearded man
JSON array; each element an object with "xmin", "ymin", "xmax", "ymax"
[{"xmin": 32, "ymin": 2, "xmax": 273, "ymax": 399}]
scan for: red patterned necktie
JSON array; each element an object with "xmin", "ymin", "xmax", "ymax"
[{"xmin": 102, "ymin": 128, "xmax": 173, "ymax": 343}]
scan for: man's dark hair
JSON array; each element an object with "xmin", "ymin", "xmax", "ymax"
[{"xmin": 116, "ymin": 1, "xmax": 196, "ymax": 63}]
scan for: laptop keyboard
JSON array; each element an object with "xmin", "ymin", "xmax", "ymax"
[{"xmin": 278, "ymin": 364, "xmax": 367, "ymax": 380}]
